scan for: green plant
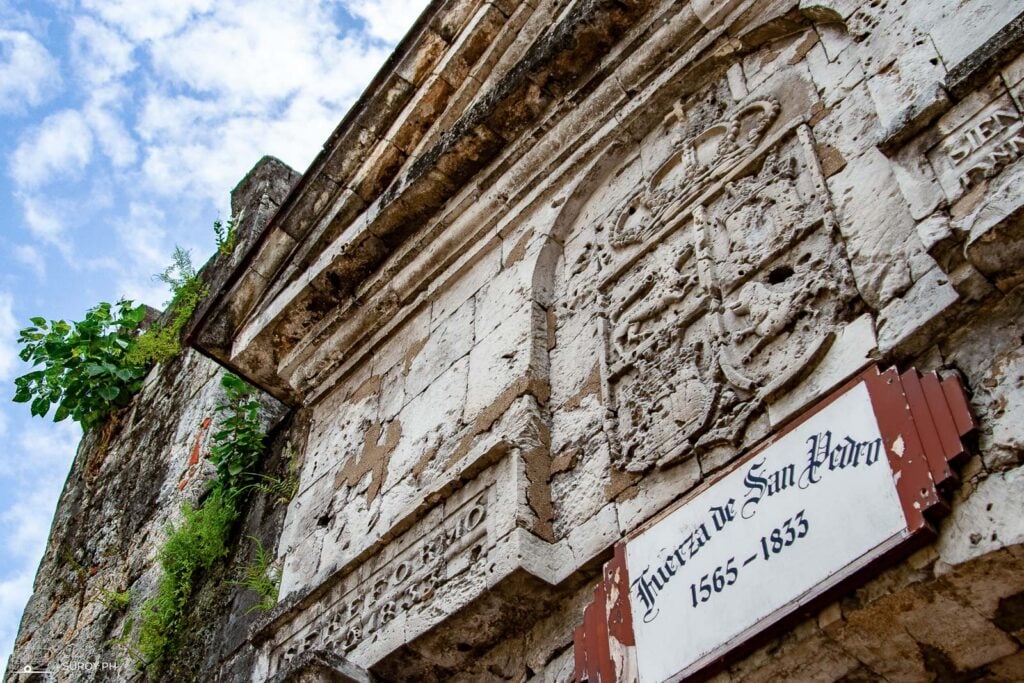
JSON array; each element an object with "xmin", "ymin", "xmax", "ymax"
[
  {"xmin": 208, "ymin": 373, "xmax": 266, "ymax": 497},
  {"xmin": 237, "ymin": 450, "xmax": 299, "ymax": 506},
  {"xmin": 126, "ymin": 247, "xmax": 207, "ymax": 366},
  {"xmin": 213, "ymin": 216, "xmax": 237, "ymax": 255},
  {"xmin": 136, "ymin": 491, "xmax": 238, "ymax": 671},
  {"xmin": 98, "ymin": 588, "xmax": 132, "ymax": 612},
  {"xmin": 135, "ymin": 373, "xmax": 269, "ymax": 672},
  {"xmin": 255, "ymin": 470, "xmax": 299, "ymax": 505},
  {"xmin": 231, "ymin": 537, "xmax": 280, "ymax": 614},
  {"xmin": 13, "ymin": 300, "xmax": 149, "ymax": 428},
  {"xmin": 105, "ymin": 614, "xmax": 143, "ymax": 668}
]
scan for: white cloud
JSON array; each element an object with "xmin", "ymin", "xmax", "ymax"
[
  {"xmin": 0, "ymin": 29, "xmax": 61, "ymax": 113},
  {"xmin": 6, "ymin": 421, "xmax": 81, "ymax": 482},
  {"xmin": 0, "ymin": 1, "xmax": 46, "ymax": 33},
  {"xmin": 117, "ymin": 277, "xmax": 171, "ymax": 309},
  {"xmin": 79, "ymin": 0, "xmax": 214, "ymax": 42},
  {"xmin": 346, "ymin": 0, "xmax": 430, "ymax": 43},
  {"xmin": 0, "ymin": 419, "xmax": 79, "ymax": 668},
  {"xmin": 10, "ymin": 110, "xmax": 94, "ymax": 188},
  {"xmin": 0, "ymin": 366, "xmax": 79, "ymax": 673},
  {"xmin": 0, "ymin": 491, "xmax": 56, "ymax": 563},
  {"xmin": 15, "ymin": 418, "xmax": 81, "ymax": 450},
  {"xmin": 17, "ymin": 194, "xmax": 66, "ymax": 245},
  {"xmin": 69, "ymin": 16, "xmax": 135, "ymax": 86},
  {"xmin": 148, "ymin": 3, "xmax": 326, "ymax": 104},
  {"xmin": 11, "ymin": 245, "xmax": 45, "ymax": 279},
  {"xmin": 112, "ymin": 202, "xmax": 175, "ymax": 307},
  {"xmin": 0, "ymin": 291, "xmax": 18, "ymax": 383},
  {"xmin": 117, "ymin": 203, "xmax": 168, "ymax": 267},
  {"xmin": 83, "ymin": 86, "xmax": 138, "ymax": 168},
  {"xmin": 122, "ymin": 1, "xmax": 391, "ymax": 204},
  {"xmin": 9, "ymin": 0, "xmax": 406, "ymax": 268}
]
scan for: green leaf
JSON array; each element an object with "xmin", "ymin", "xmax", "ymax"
[
  {"xmin": 30, "ymin": 397, "xmax": 49, "ymax": 417},
  {"xmin": 15, "ymin": 292, "xmax": 184, "ymax": 431},
  {"xmin": 127, "ymin": 306, "xmax": 147, "ymax": 324}
]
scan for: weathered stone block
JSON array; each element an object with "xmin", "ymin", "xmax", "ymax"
[
  {"xmin": 876, "ymin": 264, "xmax": 959, "ymax": 354},
  {"xmin": 768, "ymin": 313, "xmax": 878, "ymax": 426},
  {"xmin": 827, "ymin": 148, "xmax": 919, "ymax": 307},
  {"xmin": 473, "ymin": 248, "xmax": 536, "ymax": 341},
  {"xmin": 939, "ymin": 466, "xmax": 1024, "ymax": 566},
  {"xmin": 930, "ymin": 0, "xmax": 1024, "ymax": 71},
  {"xmin": 406, "ymin": 296, "xmax": 475, "ymax": 399},
  {"xmin": 465, "ymin": 302, "xmax": 545, "ymax": 420},
  {"xmin": 389, "ymin": 355, "xmax": 469, "ymax": 486},
  {"xmin": 429, "ymin": 240, "xmax": 501, "ymax": 328},
  {"xmin": 805, "ymin": 39, "xmax": 865, "ymax": 109}
]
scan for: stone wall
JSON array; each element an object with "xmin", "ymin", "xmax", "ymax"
[
  {"xmin": 1, "ymin": 345, "xmax": 301, "ymax": 682},
  {"xmin": 4, "ymin": 158, "xmax": 300, "ymax": 682},
  {"xmin": 10, "ymin": 0, "xmax": 1024, "ymax": 681}
]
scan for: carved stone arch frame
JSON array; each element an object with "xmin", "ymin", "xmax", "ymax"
[
  {"xmin": 522, "ymin": 133, "xmax": 643, "ymax": 469},
  {"xmin": 528, "ymin": 39, "xmax": 867, "ymax": 480}
]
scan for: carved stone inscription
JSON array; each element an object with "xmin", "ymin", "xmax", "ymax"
[
  {"xmin": 591, "ymin": 96, "xmax": 856, "ymax": 473},
  {"xmin": 271, "ymin": 489, "xmax": 490, "ymax": 674},
  {"xmin": 928, "ymin": 92, "xmax": 1024, "ymax": 200}
]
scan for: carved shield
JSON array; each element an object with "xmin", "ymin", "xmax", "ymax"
[{"xmin": 579, "ymin": 91, "xmax": 858, "ymax": 474}]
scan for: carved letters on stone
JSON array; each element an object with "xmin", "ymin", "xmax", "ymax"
[
  {"xmin": 928, "ymin": 92, "xmax": 1024, "ymax": 201},
  {"xmin": 588, "ymin": 94, "xmax": 856, "ymax": 473},
  {"xmin": 270, "ymin": 489, "xmax": 490, "ymax": 675}
]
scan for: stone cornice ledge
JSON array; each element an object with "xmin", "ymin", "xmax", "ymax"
[
  {"xmin": 188, "ymin": 0, "xmax": 651, "ymax": 404},
  {"xmin": 186, "ymin": 0, "xmax": 519, "ymax": 401},
  {"xmin": 189, "ymin": 0, "xmax": 817, "ymax": 407},
  {"xmin": 265, "ymin": 649, "xmax": 377, "ymax": 683},
  {"xmin": 277, "ymin": 3, "xmax": 816, "ymax": 405},
  {"xmin": 249, "ymin": 502, "xmax": 620, "ymax": 648}
]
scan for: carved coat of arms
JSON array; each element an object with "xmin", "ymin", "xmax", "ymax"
[{"xmin": 586, "ymin": 96, "xmax": 857, "ymax": 472}]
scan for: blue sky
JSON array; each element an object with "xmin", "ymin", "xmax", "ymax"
[{"xmin": 0, "ymin": 0, "xmax": 424, "ymax": 667}]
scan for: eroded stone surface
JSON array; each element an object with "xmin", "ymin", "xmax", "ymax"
[{"xmin": 10, "ymin": 0, "xmax": 1024, "ymax": 680}]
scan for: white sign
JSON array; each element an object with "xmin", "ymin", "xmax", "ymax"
[{"xmin": 625, "ymin": 382, "xmax": 908, "ymax": 682}]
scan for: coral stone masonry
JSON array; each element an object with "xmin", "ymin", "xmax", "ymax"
[{"xmin": 8, "ymin": 0, "xmax": 1024, "ymax": 681}]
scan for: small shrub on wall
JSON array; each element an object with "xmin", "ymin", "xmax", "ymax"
[
  {"xmin": 137, "ymin": 491, "xmax": 238, "ymax": 670},
  {"xmin": 13, "ymin": 300, "xmax": 149, "ymax": 429},
  {"xmin": 208, "ymin": 372, "xmax": 267, "ymax": 497},
  {"xmin": 134, "ymin": 372, "xmax": 273, "ymax": 674},
  {"xmin": 127, "ymin": 247, "xmax": 207, "ymax": 367}
]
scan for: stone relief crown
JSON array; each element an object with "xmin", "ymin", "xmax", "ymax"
[
  {"xmin": 606, "ymin": 96, "xmax": 782, "ymax": 250},
  {"xmin": 657, "ymin": 96, "xmax": 782, "ymax": 192},
  {"xmin": 718, "ymin": 147, "xmax": 797, "ymax": 217}
]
